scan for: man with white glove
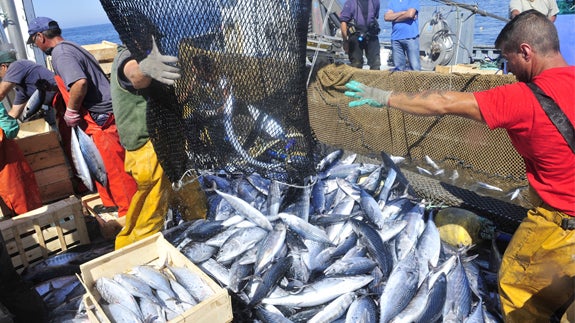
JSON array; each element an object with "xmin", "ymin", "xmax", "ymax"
[{"xmin": 111, "ymin": 40, "xmax": 207, "ymax": 249}]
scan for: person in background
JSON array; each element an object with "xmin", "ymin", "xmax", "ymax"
[
  {"xmin": 111, "ymin": 39, "xmax": 207, "ymax": 249},
  {"xmin": 510, "ymin": 0, "xmax": 559, "ymax": 22},
  {"xmin": 340, "ymin": 0, "xmax": 382, "ymax": 70},
  {"xmin": 26, "ymin": 16, "xmax": 137, "ymax": 217},
  {"xmin": 343, "ymin": 10, "xmax": 574, "ymax": 321},
  {"xmin": 0, "ymin": 100, "xmax": 42, "ymax": 216},
  {"xmin": 384, "ymin": 0, "xmax": 421, "ymax": 71}
]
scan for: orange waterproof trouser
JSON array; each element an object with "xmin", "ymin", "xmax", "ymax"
[
  {"xmin": 54, "ymin": 76, "xmax": 137, "ymax": 216},
  {"xmin": 499, "ymin": 205, "xmax": 575, "ymax": 322},
  {"xmin": 0, "ymin": 129, "xmax": 42, "ymax": 215}
]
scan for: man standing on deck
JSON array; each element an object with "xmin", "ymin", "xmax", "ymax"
[
  {"xmin": 340, "ymin": 0, "xmax": 382, "ymax": 70},
  {"xmin": 384, "ymin": 0, "xmax": 421, "ymax": 71},
  {"xmin": 510, "ymin": 0, "xmax": 559, "ymax": 22},
  {"xmin": 342, "ymin": 10, "xmax": 574, "ymax": 321},
  {"xmin": 110, "ymin": 37, "xmax": 207, "ymax": 249},
  {"xmin": 26, "ymin": 17, "xmax": 137, "ymax": 218}
]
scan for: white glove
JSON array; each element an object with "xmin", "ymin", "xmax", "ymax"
[
  {"xmin": 344, "ymin": 80, "xmax": 392, "ymax": 108},
  {"xmin": 139, "ymin": 36, "xmax": 181, "ymax": 85}
]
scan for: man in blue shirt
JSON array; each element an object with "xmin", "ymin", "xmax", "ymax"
[
  {"xmin": 384, "ymin": 0, "xmax": 421, "ymax": 71},
  {"xmin": 0, "ymin": 49, "xmax": 58, "ymax": 123},
  {"xmin": 340, "ymin": 0, "xmax": 382, "ymax": 70}
]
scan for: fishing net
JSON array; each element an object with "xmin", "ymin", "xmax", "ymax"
[
  {"xmin": 99, "ymin": 0, "xmax": 318, "ymax": 184},
  {"xmin": 309, "ymin": 64, "xmax": 529, "ymax": 233}
]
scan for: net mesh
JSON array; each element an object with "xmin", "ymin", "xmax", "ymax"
[{"xmin": 100, "ymin": 0, "xmax": 318, "ymax": 184}]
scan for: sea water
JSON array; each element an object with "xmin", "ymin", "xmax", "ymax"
[{"xmin": 63, "ymin": 0, "xmax": 507, "ymax": 47}]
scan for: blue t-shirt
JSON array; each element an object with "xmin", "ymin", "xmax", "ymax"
[
  {"xmin": 387, "ymin": 0, "xmax": 420, "ymax": 41},
  {"xmin": 340, "ymin": 0, "xmax": 381, "ymax": 32},
  {"xmin": 51, "ymin": 41, "xmax": 113, "ymax": 114},
  {"xmin": 3, "ymin": 60, "xmax": 57, "ymax": 105}
]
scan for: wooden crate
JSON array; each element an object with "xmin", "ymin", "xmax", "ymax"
[
  {"xmin": 46, "ymin": 41, "xmax": 118, "ymax": 76},
  {"xmin": 0, "ymin": 196, "xmax": 90, "ymax": 273},
  {"xmin": 435, "ymin": 63, "xmax": 505, "ymax": 75},
  {"xmin": 15, "ymin": 119, "xmax": 75, "ymax": 204},
  {"xmin": 81, "ymin": 193, "xmax": 124, "ymax": 241},
  {"xmin": 81, "ymin": 233, "xmax": 233, "ymax": 323}
]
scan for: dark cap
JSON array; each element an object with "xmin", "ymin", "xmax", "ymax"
[
  {"xmin": 27, "ymin": 17, "xmax": 59, "ymax": 44},
  {"xmin": 0, "ymin": 49, "xmax": 16, "ymax": 64}
]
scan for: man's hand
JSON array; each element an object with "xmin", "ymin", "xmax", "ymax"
[
  {"xmin": 63, "ymin": 108, "xmax": 81, "ymax": 127},
  {"xmin": 139, "ymin": 36, "xmax": 181, "ymax": 85},
  {"xmin": 344, "ymin": 80, "xmax": 392, "ymax": 108}
]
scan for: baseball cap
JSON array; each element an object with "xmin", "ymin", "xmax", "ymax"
[
  {"xmin": 27, "ymin": 17, "xmax": 59, "ymax": 44},
  {"xmin": 0, "ymin": 50, "xmax": 16, "ymax": 64}
]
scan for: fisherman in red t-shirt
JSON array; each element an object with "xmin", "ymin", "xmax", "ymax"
[{"xmin": 342, "ymin": 9, "xmax": 574, "ymax": 322}]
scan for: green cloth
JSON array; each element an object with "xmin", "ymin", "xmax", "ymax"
[
  {"xmin": 110, "ymin": 47, "xmax": 149, "ymax": 151},
  {"xmin": 0, "ymin": 103, "xmax": 19, "ymax": 139}
]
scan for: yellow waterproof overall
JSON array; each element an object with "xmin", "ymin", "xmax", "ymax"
[
  {"xmin": 499, "ymin": 203, "xmax": 575, "ymax": 322},
  {"xmin": 115, "ymin": 140, "xmax": 207, "ymax": 249}
]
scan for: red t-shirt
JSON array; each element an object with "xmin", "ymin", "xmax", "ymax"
[{"xmin": 474, "ymin": 66, "xmax": 575, "ymax": 216}]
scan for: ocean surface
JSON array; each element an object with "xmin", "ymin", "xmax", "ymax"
[{"xmin": 62, "ymin": 0, "xmax": 508, "ymax": 47}]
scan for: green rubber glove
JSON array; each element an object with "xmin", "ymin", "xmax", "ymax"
[{"xmin": 344, "ymin": 80, "xmax": 392, "ymax": 108}]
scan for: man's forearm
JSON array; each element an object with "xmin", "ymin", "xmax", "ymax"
[{"xmin": 68, "ymin": 79, "xmax": 88, "ymax": 110}]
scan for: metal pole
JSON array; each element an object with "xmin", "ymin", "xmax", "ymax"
[
  {"xmin": 432, "ymin": 0, "xmax": 510, "ymax": 22},
  {"xmin": 0, "ymin": 0, "xmax": 28, "ymax": 59}
]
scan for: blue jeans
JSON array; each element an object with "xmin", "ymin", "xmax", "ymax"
[{"xmin": 391, "ymin": 36, "xmax": 421, "ymax": 71}]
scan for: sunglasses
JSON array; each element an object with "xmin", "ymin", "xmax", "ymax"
[{"xmin": 29, "ymin": 33, "xmax": 40, "ymax": 47}]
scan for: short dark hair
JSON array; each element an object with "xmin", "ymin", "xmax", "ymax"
[
  {"xmin": 42, "ymin": 21, "xmax": 62, "ymax": 39},
  {"xmin": 495, "ymin": 9, "xmax": 560, "ymax": 54}
]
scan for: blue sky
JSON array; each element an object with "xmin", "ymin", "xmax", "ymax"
[{"xmin": 32, "ymin": 0, "xmax": 112, "ymax": 28}]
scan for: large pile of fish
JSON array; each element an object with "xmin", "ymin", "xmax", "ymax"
[{"xmin": 160, "ymin": 149, "xmax": 505, "ymax": 322}]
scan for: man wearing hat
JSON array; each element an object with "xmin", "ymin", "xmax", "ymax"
[
  {"xmin": 0, "ymin": 48, "xmax": 59, "ymax": 122},
  {"xmin": 27, "ymin": 16, "xmax": 137, "ymax": 218}
]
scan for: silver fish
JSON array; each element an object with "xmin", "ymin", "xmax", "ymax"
[
  {"xmin": 70, "ymin": 125, "xmax": 93, "ymax": 191},
  {"xmin": 308, "ymin": 292, "xmax": 356, "ymax": 323},
  {"xmin": 169, "ymin": 278, "xmax": 197, "ymax": 305},
  {"xmin": 217, "ymin": 226, "xmax": 268, "ymax": 263},
  {"xmin": 254, "ymin": 223, "xmax": 287, "ymax": 275},
  {"xmin": 424, "ymin": 155, "xmax": 441, "ymax": 170},
  {"xmin": 95, "ymin": 277, "xmax": 142, "ymax": 319},
  {"xmin": 443, "ymin": 254, "xmax": 473, "ymax": 321},
  {"xmin": 316, "ymin": 149, "xmax": 344, "ymax": 173},
  {"xmin": 132, "ymin": 265, "xmax": 176, "ymax": 299},
  {"xmin": 76, "ymin": 126, "xmax": 107, "ymax": 187},
  {"xmin": 279, "ymin": 212, "xmax": 332, "ymax": 245},
  {"xmin": 198, "ymin": 258, "xmax": 231, "ymax": 287},
  {"xmin": 113, "ymin": 273, "xmax": 157, "ymax": 302},
  {"xmin": 475, "ymin": 181, "xmax": 503, "ymax": 192},
  {"xmin": 215, "ymin": 189, "xmax": 273, "ymax": 231},
  {"xmin": 262, "ymin": 275, "xmax": 373, "ymax": 307},
  {"xmin": 168, "ymin": 265, "xmax": 215, "ymax": 302},
  {"xmin": 102, "ymin": 303, "xmax": 143, "ymax": 323},
  {"xmin": 345, "ymin": 295, "xmax": 378, "ymax": 323},
  {"xmin": 378, "ymin": 249, "xmax": 419, "ymax": 323},
  {"xmin": 20, "ymin": 89, "xmax": 45, "ymax": 121}
]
